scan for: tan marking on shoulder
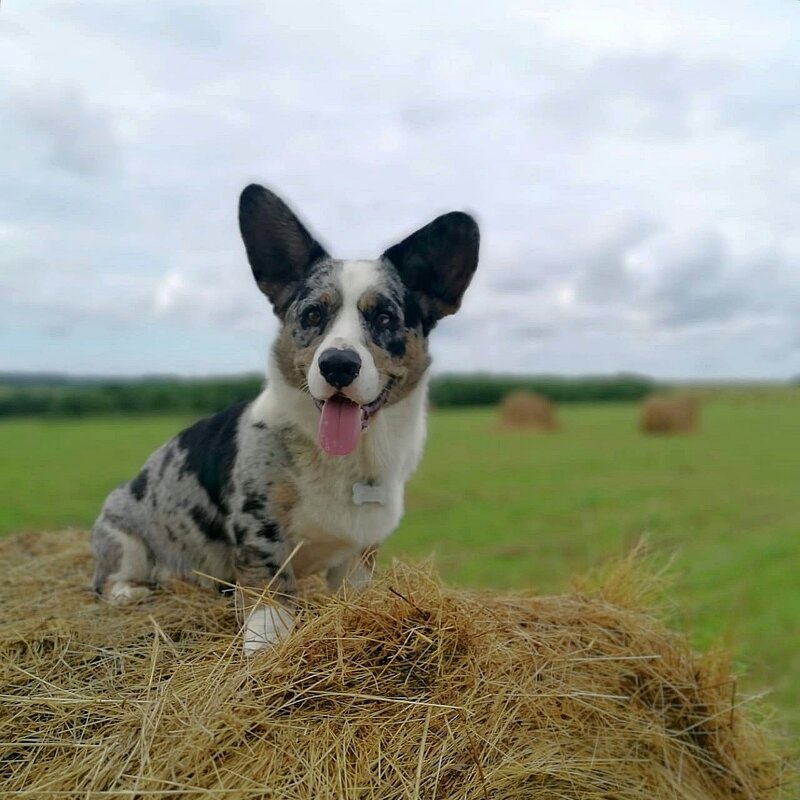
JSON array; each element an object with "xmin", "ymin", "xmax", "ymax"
[{"xmin": 270, "ymin": 481, "xmax": 299, "ymax": 533}]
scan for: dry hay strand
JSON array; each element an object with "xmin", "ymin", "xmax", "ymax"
[
  {"xmin": 0, "ymin": 530, "xmax": 787, "ymax": 799},
  {"xmin": 497, "ymin": 391, "xmax": 558, "ymax": 432},
  {"xmin": 640, "ymin": 394, "xmax": 700, "ymax": 435}
]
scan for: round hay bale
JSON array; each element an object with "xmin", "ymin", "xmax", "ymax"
[
  {"xmin": 498, "ymin": 390, "xmax": 558, "ymax": 431},
  {"xmin": 640, "ymin": 394, "xmax": 700, "ymax": 434},
  {"xmin": 0, "ymin": 530, "xmax": 785, "ymax": 799}
]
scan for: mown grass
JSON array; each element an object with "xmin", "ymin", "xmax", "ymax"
[{"xmin": 1, "ymin": 399, "xmax": 798, "ymax": 738}]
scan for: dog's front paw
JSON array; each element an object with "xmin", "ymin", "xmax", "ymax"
[
  {"xmin": 243, "ymin": 604, "xmax": 296, "ymax": 655},
  {"xmin": 108, "ymin": 581, "xmax": 152, "ymax": 605}
]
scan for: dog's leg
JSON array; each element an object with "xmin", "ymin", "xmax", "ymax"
[
  {"xmin": 326, "ymin": 548, "xmax": 376, "ymax": 594},
  {"xmin": 234, "ymin": 523, "xmax": 298, "ymax": 655},
  {"xmin": 91, "ymin": 519, "xmax": 154, "ymax": 605}
]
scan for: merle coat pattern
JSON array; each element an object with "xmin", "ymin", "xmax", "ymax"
[{"xmin": 91, "ymin": 184, "xmax": 479, "ymax": 654}]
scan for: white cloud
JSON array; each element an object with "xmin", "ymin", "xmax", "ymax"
[
  {"xmin": 2, "ymin": 0, "xmax": 800, "ymax": 378},
  {"xmin": 14, "ymin": 86, "xmax": 120, "ymax": 176}
]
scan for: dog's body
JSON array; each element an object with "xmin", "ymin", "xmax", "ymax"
[{"xmin": 91, "ymin": 185, "xmax": 479, "ymax": 653}]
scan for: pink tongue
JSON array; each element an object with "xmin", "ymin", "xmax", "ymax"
[{"xmin": 318, "ymin": 396, "xmax": 362, "ymax": 456}]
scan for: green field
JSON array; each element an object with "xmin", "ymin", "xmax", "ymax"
[{"xmin": 1, "ymin": 399, "xmax": 798, "ymax": 738}]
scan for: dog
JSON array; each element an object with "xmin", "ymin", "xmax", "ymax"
[{"xmin": 91, "ymin": 184, "xmax": 479, "ymax": 654}]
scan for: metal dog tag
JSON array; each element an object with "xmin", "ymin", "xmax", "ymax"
[{"xmin": 352, "ymin": 482, "xmax": 385, "ymax": 505}]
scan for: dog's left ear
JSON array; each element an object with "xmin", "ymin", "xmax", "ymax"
[
  {"xmin": 383, "ymin": 211, "xmax": 479, "ymax": 331},
  {"xmin": 239, "ymin": 184, "xmax": 329, "ymax": 315}
]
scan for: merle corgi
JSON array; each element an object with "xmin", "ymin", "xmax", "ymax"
[{"xmin": 91, "ymin": 184, "xmax": 479, "ymax": 654}]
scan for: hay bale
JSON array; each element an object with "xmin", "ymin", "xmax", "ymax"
[
  {"xmin": 0, "ymin": 530, "xmax": 785, "ymax": 799},
  {"xmin": 498, "ymin": 391, "xmax": 558, "ymax": 431},
  {"xmin": 640, "ymin": 394, "xmax": 700, "ymax": 434}
]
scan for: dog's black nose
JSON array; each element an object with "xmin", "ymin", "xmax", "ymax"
[{"xmin": 318, "ymin": 348, "xmax": 361, "ymax": 389}]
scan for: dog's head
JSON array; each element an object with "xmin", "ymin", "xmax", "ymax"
[{"xmin": 239, "ymin": 184, "xmax": 479, "ymax": 456}]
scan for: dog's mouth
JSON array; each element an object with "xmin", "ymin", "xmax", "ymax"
[{"xmin": 313, "ymin": 382, "xmax": 393, "ymax": 456}]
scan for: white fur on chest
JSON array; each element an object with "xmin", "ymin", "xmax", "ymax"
[
  {"xmin": 289, "ymin": 470, "xmax": 403, "ymax": 576},
  {"xmin": 252, "ymin": 366, "xmax": 428, "ymax": 577}
]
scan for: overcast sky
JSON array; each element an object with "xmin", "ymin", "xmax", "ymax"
[{"xmin": 2, "ymin": 1, "xmax": 799, "ymax": 378}]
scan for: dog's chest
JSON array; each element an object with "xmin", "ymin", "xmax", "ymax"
[{"xmin": 285, "ymin": 457, "xmax": 404, "ymax": 577}]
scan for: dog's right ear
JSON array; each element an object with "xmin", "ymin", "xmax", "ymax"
[{"xmin": 238, "ymin": 184, "xmax": 329, "ymax": 315}]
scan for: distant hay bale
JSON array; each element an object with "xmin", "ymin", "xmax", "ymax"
[
  {"xmin": 640, "ymin": 394, "xmax": 700, "ymax": 434},
  {"xmin": 0, "ymin": 530, "xmax": 785, "ymax": 799},
  {"xmin": 498, "ymin": 390, "xmax": 558, "ymax": 431}
]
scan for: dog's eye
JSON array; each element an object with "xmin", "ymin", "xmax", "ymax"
[
  {"xmin": 300, "ymin": 306, "xmax": 323, "ymax": 328},
  {"xmin": 375, "ymin": 311, "xmax": 394, "ymax": 329}
]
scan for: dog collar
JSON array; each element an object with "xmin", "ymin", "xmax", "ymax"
[{"xmin": 352, "ymin": 481, "xmax": 385, "ymax": 505}]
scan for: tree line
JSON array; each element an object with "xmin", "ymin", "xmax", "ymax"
[{"xmin": 0, "ymin": 373, "xmax": 657, "ymax": 418}]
